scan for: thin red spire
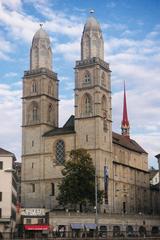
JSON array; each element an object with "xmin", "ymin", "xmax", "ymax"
[{"xmin": 121, "ymin": 81, "xmax": 130, "ymax": 137}]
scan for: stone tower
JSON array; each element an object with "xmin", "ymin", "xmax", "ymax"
[
  {"xmin": 75, "ymin": 14, "xmax": 113, "ymax": 211},
  {"xmin": 21, "ymin": 26, "xmax": 59, "ymax": 207}
]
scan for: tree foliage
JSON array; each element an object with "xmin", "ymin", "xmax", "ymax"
[{"xmin": 57, "ymin": 149, "xmax": 103, "ymax": 211}]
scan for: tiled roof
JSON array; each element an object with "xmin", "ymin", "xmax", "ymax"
[
  {"xmin": 112, "ymin": 132, "xmax": 147, "ymax": 154},
  {"xmin": 0, "ymin": 147, "xmax": 14, "ymax": 155}
]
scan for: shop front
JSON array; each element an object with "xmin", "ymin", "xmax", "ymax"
[{"xmin": 24, "ymin": 224, "xmax": 49, "ymax": 238}]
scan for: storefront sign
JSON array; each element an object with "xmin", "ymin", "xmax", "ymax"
[
  {"xmin": 24, "ymin": 225, "xmax": 49, "ymax": 230},
  {"xmin": 21, "ymin": 208, "xmax": 45, "ymax": 216}
]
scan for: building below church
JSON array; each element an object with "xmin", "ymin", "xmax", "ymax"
[{"xmin": 21, "ymin": 13, "xmax": 160, "ymax": 235}]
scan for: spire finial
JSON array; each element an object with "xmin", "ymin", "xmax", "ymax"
[
  {"xmin": 40, "ymin": 23, "xmax": 43, "ymax": 28},
  {"xmin": 89, "ymin": 9, "xmax": 95, "ymax": 14},
  {"xmin": 121, "ymin": 81, "xmax": 130, "ymax": 138}
]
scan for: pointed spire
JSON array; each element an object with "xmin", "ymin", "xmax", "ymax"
[{"xmin": 121, "ymin": 81, "xmax": 130, "ymax": 138}]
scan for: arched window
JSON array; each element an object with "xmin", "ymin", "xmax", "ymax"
[
  {"xmin": 101, "ymin": 72, "xmax": 106, "ymax": 86},
  {"xmin": 29, "ymin": 101, "xmax": 39, "ymax": 123},
  {"xmin": 31, "ymin": 81, "xmax": 37, "ymax": 93},
  {"xmin": 84, "ymin": 71, "xmax": 91, "ymax": 84},
  {"xmin": 33, "ymin": 106, "xmax": 38, "ymax": 121},
  {"xmin": 56, "ymin": 140, "xmax": 65, "ymax": 164},
  {"xmin": 83, "ymin": 94, "xmax": 92, "ymax": 114},
  {"xmin": 48, "ymin": 104, "xmax": 52, "ymax": 122}
]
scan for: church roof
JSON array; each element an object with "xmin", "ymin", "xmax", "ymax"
[
  {"xmin": 112, "ymin": 131, "xmax": 147, "ymax": 154},
  {"xmin": 43, "ymin": 115, "xmax": 75, "ymax": 137},
  {"xmin": 44, "ymin": 115, "xmax": 147, "ymax": 154}
]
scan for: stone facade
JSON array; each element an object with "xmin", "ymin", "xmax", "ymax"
[
  {"xmin": 0, "ymin": 148, "xmax": 17, "ymax": 235},
  {"xmin": 21, "ymin": 16, "xmax": 151, "ymax": 216}
]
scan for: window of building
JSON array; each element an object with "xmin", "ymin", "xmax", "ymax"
[
  {"xmin": 0, "ymin": 161, "xmax": 3, "ymax": 170},
  {"xmin": 0, "ymin": 192, "xmax": 2, "ymax": 201},
  {"xmin": 102, "ymin": 95, "xmax": 107, "ymax": 112},
  {"xmin": 101, "ymin": 72, "xmax": 106, "ymax": 86},
  {"xmin": 38, "ymin": 218, "xmax": 44, "ymax": 224},
  {"xmin": 31, "ymin": 183, "xmax": 35, "ymax": 193},
  {"xmin": 26, "ymin": 218, "xmax": 31, "ymax": 224},
  {"xmin": 48, "ymin": 81, "xmax": 53, "ymax": 95},
  {"xmin": 83, "ymin": 94, "xmax": 92, "ymax": 115},
  {"xmin": 56, "ymin": 140, "xmax": 65, "ymax": 164},
  {"xmin": 0, "ymin": 208, "xmax": 2, "ymax": 218},
  {"xmin": 32, "ymin": 140, "xmax": 34, "ymax": 147},
  {"xmin": 123, "ymin": 202, "xmax": 126, "ymax": 214},
  {"xmin": 51, "ymin": 183, "xmax": 55, "ymax": 196},
  {"xmin": 86, "ymin": 135, "xmax": 88, "ymax": 142},
  {"xmin": 84, "ymin": 71, "xmax": 91, "ymax": 84},
  {"xmin": 32, "ymin": 81, "xmax": 37, "ymax": 93},
  {"xmin": 32, "ymin": 162, "xmax": 34, "ymax": 168},
  {"xmin": 33, "ymin": 106, "xmax": 38, "ymax": 121},
  {"xmin": 48, "ymin": 104, "xmax": 52, "ymax": 122}
]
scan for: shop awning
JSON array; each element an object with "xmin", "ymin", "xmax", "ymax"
[
  {"xmin": 71, "ymin": 223, "xmax": 84, "ymax": 229},
  {"xmin": 24, "ymin": 225, "xmax": 49, "ymax": 230},
  {"xmin": 85, "ymin": 223, "xmax": 97, "ymax": 229}
]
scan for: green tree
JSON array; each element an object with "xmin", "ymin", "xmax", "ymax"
[{"xmin": 57, "ymin": 149, "xmax": 103, "ymax": 212}]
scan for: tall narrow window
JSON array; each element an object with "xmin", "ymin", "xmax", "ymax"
[
  {"xmin": 31, "ymin": 183, "xmax": 35, "ymax": 193},
  {"xmin": 0, "ymin": 161, "xmax": 3, "ymax": 170},
  {"xmin": 33, "ymin": 106, "xmax": 38, "ymax": 121},
  {"xmin": 32, "ymin": 81, "xmax": 37, "ymax": 93},
  {"xmin": 48, "ymin": 104, "xmax": 52, "ymax": 122},
  {"xmin": 101, "ymin": 72, "xmax": 106, "ymax": 86},
  {"xmin": 48, "ymin": 81, "xmax": 53, "ymax": 95},
  {"xmin": 0, "ymin": 192, "xmax": 2, "ymax": 201},
  {"xmin": 56, "ymin": 140, "xmax": 65, "ymax": 164},
  {"xmin": 51, "ymin": 183, "xmax": 55, "ymax": 196},
  {"xmin": 83, "ymin": 94, "xmax": 92, "ymax": 115},
  {"xmin": 102, "ymin": 95, "xmax": 107, "ymax": 112}
]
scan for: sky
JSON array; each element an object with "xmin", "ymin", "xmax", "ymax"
[{"xmin": 0, "ymin": 0, "xmax": 160, "ymax": 168}]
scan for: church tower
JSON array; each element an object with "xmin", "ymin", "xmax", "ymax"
[
  {"xmin": 121, "ymin": 82, "xmax": 130, "ymax": 138},
  {"xmin": 21, "ymin": 26, "xmax": 59, "ymax": 207},
  {"xmin": 75, "ymin": 13, "xmax": 113, "ymax": 211}
]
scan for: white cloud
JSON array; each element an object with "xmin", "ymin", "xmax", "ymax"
[
  {"xmin": 0, "ymin": 83, "xmax": 21, "ymax": 160},
  {"xmin": 0, "ymin": 36, "xmax": 13, "ymax": 60},
  {"xmin": 0, "ymin": 0, "xmax": 22, "ymax": 10},
  {"xmin": 0, "ymin": 2, "xmax": 38, "ymax": 43},
  {"xmin": 59, "ymin": 99, "xmax": 74, "ymax": 127},
  {"xmin": 4, "ymin": 72, "xmax": 18, "ymax": 78},
  {"xmin": 55, "ymin": 41, "xmax": 80, "ymax": 61}
]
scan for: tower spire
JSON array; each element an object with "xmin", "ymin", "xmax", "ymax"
[{"xmin": 121, "ymin": 81, "xmax": 130, "ymax": 138}]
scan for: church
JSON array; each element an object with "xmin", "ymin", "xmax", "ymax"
[{"xmin": 21, "ymin": 14, "xmax": 150, "ymax": 215}]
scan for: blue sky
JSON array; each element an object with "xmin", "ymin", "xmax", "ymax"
[{"xmin": 0, "ymin": 0, "xmax": 160, "ymax": 168}]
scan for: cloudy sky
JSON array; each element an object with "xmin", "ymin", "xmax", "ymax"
[{"xmin": 0, "ymin": 0, "xmax": 160, "ymax": 168}]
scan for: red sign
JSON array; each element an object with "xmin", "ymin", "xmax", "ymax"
[{"xmin": 24, "ymin": 225, "xmax": 49, "ymax": 230}]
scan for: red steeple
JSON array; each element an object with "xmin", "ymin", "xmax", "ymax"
[{"xmin": 121, "ymin": 81, "xmax": 130, "ymax": 138}]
